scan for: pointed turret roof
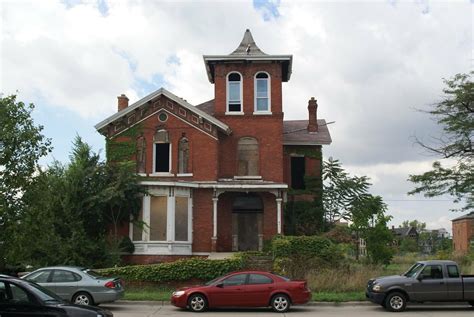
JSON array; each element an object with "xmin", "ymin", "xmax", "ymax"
[
  {"xmin": 229, "ymin": 29, "xmax": 267, "ymax": 56},
  {"xmin": 203, "ymin": 29, "xmax": 292, "ymax": 83}
]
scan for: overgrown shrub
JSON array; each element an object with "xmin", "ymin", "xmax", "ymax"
[
  {"xmin": 98, "ymin": 258, "xmax": 243, "ymax": 282},
  {"xmin": 271, "ymin": 235, "xmax": 343, "ymax": 279}
]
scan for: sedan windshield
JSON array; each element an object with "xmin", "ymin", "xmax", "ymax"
[
  {"xmin": 205, "ymin": 277, "xmax": 222, "ymax": 286},
  {"xmin": 404, "ymin": 263, "xmax": 424, "ymax": 277}
]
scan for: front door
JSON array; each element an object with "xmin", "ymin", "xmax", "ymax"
[{"xmin": 237, "ymin": 213, "xmax": 259, "ymax": 251}]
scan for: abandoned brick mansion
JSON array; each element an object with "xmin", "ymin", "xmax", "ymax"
[{"xmin": 95, "ymin": 30, "xmax": 332, "ymax": 263}]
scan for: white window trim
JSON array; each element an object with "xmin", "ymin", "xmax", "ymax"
[
  {"xmin": 130, "ymin": 189, "xmax": 193, "ymax": 248},
  {"xmin": 254, "ymin": 71, "xmax": 271, "ymax": 113},
  {"xmin": 153, "ymin": 142, "xmax": 172, "ymax": 174},
  {"xmin": 177, "ymin": 173, "xmax": 193, "ymax": 177},
  {"xmin": 226, "ymin": 71, "xmax": 243, "ymax": 114}
]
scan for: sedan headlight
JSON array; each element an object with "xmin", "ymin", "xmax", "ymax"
[
  {"xmin": 372, "ymin": 284, "xmax": 382, "ymax": 292},
  {"xmin": 173, "ymin": 290, "xmax": 185, "ymax": 297}
]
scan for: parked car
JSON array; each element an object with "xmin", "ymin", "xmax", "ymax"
[
  {"xmin": 0, "ymin": 275, "xmax": 113, "ymax": 316},
  {"xmin": 21, "ymin": 266, "xmax": 124, "ymax": 306},
  {"xmin": 366, "ymin": 260, "xmax": 474, "ymax": 312},
  {"xmin": 171, "ymin": 270, "xmax": 311, "ymax": 312}
]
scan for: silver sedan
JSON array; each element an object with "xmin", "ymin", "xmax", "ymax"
[{"xmin": 22, "ymin": 266, "xmax": 124, "ymax": 306}]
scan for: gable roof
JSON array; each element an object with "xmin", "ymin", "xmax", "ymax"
[
  {"xmin": 452, "ymin": 211, "xmax": 474, "ymax": 222},
  {"xmin": 203, "ymin": 29, "xmax": 293, "ymax": 83},
  {"xmin": 195, "ymin": 99, "xmax": 215, "ymax": 116},
  {"xmin": 94, "ymin": 88, "xmax": 231, "ymax": 135},
  {"xmin": 392, "ymin": 227, "xmax": 418, "ymax": 237},
  {"xmin": 283, "ymin": 119, "xmax": 332, "ymax": 145}
]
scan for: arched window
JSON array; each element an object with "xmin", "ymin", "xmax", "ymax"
[
  {"xmin": 237, "ymin": 137, "xmax": 259, "ymax": 176},
  {"xmin": 227, "ymin": 72, "xmax": 242, "ymax": 113},
  {"xmin": 255, "ymin": 72, "xmax": 270, "ymax": 112},
  {"xmin": 178, "ymin": 137, "xmax": 189, "ymax": 174}
]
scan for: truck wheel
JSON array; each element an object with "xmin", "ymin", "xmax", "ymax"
[{"xmin": 384, "ymin": 292, "xmax": 407, "ymax": 312}]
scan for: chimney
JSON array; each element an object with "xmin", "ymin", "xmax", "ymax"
[
  {"xmin": 117, "ymin": 94, "xmax": 129, "ymax": 112},
  {"xmin": 307, "ymin": 97, "xmax": 318, "ymax": 132},
  {"xmin": 392, "ymin": 225, "xmax": 395, "ymax": 230}
]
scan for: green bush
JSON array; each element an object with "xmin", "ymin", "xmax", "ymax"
[
  {"xmin": 271, "ymin": 235, "xmax": 343, "ymax": 279},
  {"xmin": 98, "ymin": 257, "xmax": 243, "ymax": 282}
]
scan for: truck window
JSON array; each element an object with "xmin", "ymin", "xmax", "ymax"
[
  {"xmin": 447, "ymin": 265, "xmax": 460, "ymax": 278},
  {"xmin": 404, "ymin": 263, "xmax": 424, "ymax": 277},
  {"xmin": 421, "ymin": 265, "xmax": 443, "ymax": 279}
]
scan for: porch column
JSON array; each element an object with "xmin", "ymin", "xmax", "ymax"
[
  {"xmin": 276, "ymin": 198, "xmax": 283, "ymax": 234},
  {"xmin": 211, "ymin": 197, "xmax": 218, "ymax": 252}
]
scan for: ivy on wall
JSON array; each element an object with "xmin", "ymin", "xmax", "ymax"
[{"xmin": 106, "ymin": 124, "xmax": 143, "ymax": 163}]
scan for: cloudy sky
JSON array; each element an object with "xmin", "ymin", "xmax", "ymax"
[{"xmin": 1, "ymin": 0, "xmax": 472, "ymax": 232}]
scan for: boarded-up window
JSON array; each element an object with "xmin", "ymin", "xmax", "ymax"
[
  {"xmin": 132, "ymin": 207, "xmax": 143, "ymax": 241},
  {"xmin": 237, "ymin": 137, "xmax": 259, "ymax": 176},
  {"xmin": 175, "ymin": 197, "xmax": 188, "ymax": 241},
  {"xmin": 150, "ymin": 196, "xmax": 167, "ymax": 241},
  {"xmin": 178, "ymin": 137, "xmax": 189, "ymax": 174}
]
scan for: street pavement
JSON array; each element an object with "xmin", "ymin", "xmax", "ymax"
[{"xmin": 101, "ymin": 302, "xmax": 474, "ymax": 316}]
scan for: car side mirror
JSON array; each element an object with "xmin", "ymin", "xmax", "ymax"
[
  {"xmin": 216, "ymin": 283, "xmax": 224, "ymax": 288},
  {"xmin": 417, "ymin": 274, "xmax": 423, "ymax": 281}
]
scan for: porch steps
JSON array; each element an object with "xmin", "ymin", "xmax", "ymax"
[
  {"xmin": 207, "ymin": 252, "xmax": 235, "ymax": 260},
  {"xmin": 245, "ymin": 255, "xmax": 274, "ymax": 271}
]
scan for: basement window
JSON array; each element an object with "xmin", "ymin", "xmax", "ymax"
[{"xmin": 291, "ymin": 156, "xmax": 305, "ymax": 190}]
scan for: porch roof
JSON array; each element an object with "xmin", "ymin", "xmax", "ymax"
[{"xmin": 139, "ymin": 179, "xmax": 288, "ymax": 189}]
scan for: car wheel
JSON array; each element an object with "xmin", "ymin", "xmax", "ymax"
[
  {"xmin": 271, "ymin": 294, "xmax": 291, "ymax": 313},
  {"xmin": 188, "ymin": 293, "xmax": 207, "ymax": 312},
  {"xmin": 72, "ymin": 292, "xmax": 94, "ymax": 306},
  {"xmin": 384, "ymin": 292, "xmax": 406, "ymax": 312}
]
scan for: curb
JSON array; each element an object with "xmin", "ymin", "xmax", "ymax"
[{"xmin": 114, "ymin": 300, "xmax": 372, "ymax": 306}]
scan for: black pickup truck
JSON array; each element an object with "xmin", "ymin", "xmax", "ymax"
[{"xmin": 366, "ymin": 260, "xmax": 474, "ymax": 312}]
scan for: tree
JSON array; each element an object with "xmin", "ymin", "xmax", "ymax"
[
  {"xmin": 323, "ymin": 158, "xmax": 371, "ymax": 223},
  {"xmin": 400, "ymin": 220, "xmax": 426, "ymax": 231},
  {"xmin": 0, "ymin": 95, "xmax": 52, "ymax": 270},
  {"xmin": 409, "ymin": 72, "xmax": 473, "ymax": 211},
  {"xmin": 350, "ymin": 195, "xmax": 394, "ymax": 264},
  {"xmin": 8, "ymin": 137, "xmax": 144, "ymax": 268}
]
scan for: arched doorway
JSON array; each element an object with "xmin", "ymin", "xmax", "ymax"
[{"xmin": 232, "ymin": 194, "xmax": 263, "ymax": 251}]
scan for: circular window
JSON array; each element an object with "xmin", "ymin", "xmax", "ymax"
[{"xmin": 158, "ymin": 112, "xmax": 168, "ymax": 122}]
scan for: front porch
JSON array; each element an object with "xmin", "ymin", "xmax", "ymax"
[{"xmin": 209, "ymin": 182, "xmax": 287, "ymax": 252}]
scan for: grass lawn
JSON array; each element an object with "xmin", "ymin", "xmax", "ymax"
[{"xmin": 123, "ymin": 287, "xmax": 366, "ymax": 302}]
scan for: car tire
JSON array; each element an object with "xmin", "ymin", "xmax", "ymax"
[
  {"xmin": 188, "ymin": 293, "xmax": 208, "ymax": 312},
  {"xmin": 384, "ymin": 292, "xmax": 406, "ymax": 312},
  {"xmin": 72, "ymin": 292, "xmax": 94, "ymax": 306},
  {"xmin": 271, "ymin": 294, "xmax": 291, "ymax": 313}
]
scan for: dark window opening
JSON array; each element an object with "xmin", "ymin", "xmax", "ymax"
[
  {"xmin": 155, "ymin": 143, "xmax": 170, "ymax": 172},
  {"xmin": 291, "ymin": 157, "xmax": 305, "ymax": 190}
]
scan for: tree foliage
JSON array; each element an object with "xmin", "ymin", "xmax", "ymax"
[
  {"xmin": 323, "ymin": 158, "xmax": 371, "ymax": 223},
  {"xmin": 350, "ymin": 195, "xmax": 394, "ymax": 264},
  {"xmin": 409, "ymin": 72, "xmax": 473, "ymax": 211},
  {"xmin": 400, "ymin": 220, "xmax": 426, "ymax": 231},
  {"xmin": 7, "ymin": 137, "xmax": 144, "ymax": 268},
  {"xmin": 0, "ymin": 95, "xmax": 52, "ymax": 270}
]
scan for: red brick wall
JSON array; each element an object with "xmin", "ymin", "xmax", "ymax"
[
  {"xmin": 213, "ymin": 62, "xmax": 284, "ymax": 181},
  {"xmin": 453, "ymin": 219, "xmax": 474, "ymax": 252},
  {"xmin": 192, "ymin": 189, "xmax": 213, "ymax": 252},
  {"xmin": 136, "ymin": 107, "xmax": 219, "ymax": 181}
]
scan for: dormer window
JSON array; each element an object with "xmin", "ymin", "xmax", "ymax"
[
  {"xmin": 255, "ymin": 72, "xmax": 270, "ymax": 112},
  {"xmin": 227, "ymin": 72, "xmax": 242, "ymax": 113}
]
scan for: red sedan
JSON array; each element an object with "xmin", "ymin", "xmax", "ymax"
[{"xmin": 171, "ymin": 271, "xmax": 311, "ymax": 312}]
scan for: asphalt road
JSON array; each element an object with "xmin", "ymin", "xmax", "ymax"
[{"xmin": 101, "ymin": 302, "xmax": 474, "ymax": 316}]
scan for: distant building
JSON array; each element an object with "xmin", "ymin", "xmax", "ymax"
[
  {"xmin": 391, "ymin": 226, "xmax": 418, "ymax": 239},
  {"xmin": 452, "ymin": 212, "xmax": 474, "ymax": 253}
]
